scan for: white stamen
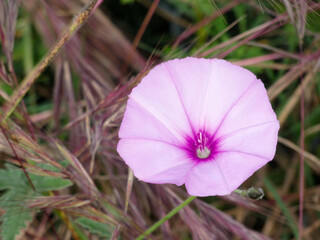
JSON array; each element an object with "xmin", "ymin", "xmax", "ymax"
[{"xmin": 197, "ymin": 146, "xmax": 211, "ymax": 159}]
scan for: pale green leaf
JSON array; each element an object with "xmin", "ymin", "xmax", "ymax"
[
  {"xmin": 30, "ymin": 174, "xmax": 73, "ymax": 192},
  {"xmin": 75, "ymin": 217, "xmax": 113, "ymax": 238},
  {"xmin": 0, "ymin": 189, "xmax": 34, "ymax": 240}
]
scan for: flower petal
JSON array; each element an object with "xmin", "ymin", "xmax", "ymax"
[
  {"xmin": 165, "ymin": 58, "xmax": 256, "ymax": 133},
  {"xmin": 120, "ymin": 62, "xmax": 195, "ymax": 144},
  {"xmin": 215, "ymin": 152, "xmax": 270, "ymax": 191},
  {"xmin": 215, "ymin": 80, "xmax": 278, "ymax": 138},
  {"xmin": 185, "ymin": 160, "xmax": 231, "ymax": 196},
  {"xmin": 119, "ymin": 98, "xmax": 185, "ymax": 146},
  {"xmin": 117, "ymin": 139, "xmax": 194, "ymax": 186},
  {"xmin": 217, "ymin": 121, "xmax": 279, "ymax": 159}
]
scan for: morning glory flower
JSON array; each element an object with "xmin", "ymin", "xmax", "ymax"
[{"xmin": 117, "ymin": 57, "xmax": 279, "ymax": 197}]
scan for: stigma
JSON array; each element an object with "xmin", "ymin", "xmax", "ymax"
[{"xmin": 197, "ymin": 146, "xmax": 211, "ymax": 158}]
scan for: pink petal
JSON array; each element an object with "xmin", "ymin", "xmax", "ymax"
[
  {"xmin": 117, "ymin": 139, "xmax": 194, "ymax": 185},
  {"xmin": 119, "ymin": 62, "xmax": 194, "ymax": 144},
  {"xmin": 215, "ymin": 152, "xmax": 270, "ymax": 191},
  {"xmin": 217, "ymin": 121, "xmax": 279, "ymax": 160},
  {"xmin": 185, "ymin": 161, "xmax": 231, "ymax": 196},
  {"xmin": 215, "ymin": 80, "xmax": 279, "ymax": 138},
  {"xmin": 119, "ymin": 98, "xmax": 185, "ymax": 146},
  {"xmin": 186, "ymin": 151, "xmax": 270, "ymax": 197},
  {"xmin": 165, "ymin": 58, "xmax": 256, "ymax": 133}
]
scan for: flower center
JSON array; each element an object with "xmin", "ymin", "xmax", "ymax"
[
  {"xmin": 197, "ymin": 146, "xmax": 211, "ymax": 159},
  {"xmin": 195, "ymin": 131, "xmax": 211, "ymax": 159}
]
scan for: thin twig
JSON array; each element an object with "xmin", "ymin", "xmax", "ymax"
[
  {"xmin": 278, "ymin": 137, "xmax": 320, "ymax": 173},
  {"xmin": 298, "ymin": 1, "xmax": 306, "ymax": 237},
  {"xmin": 121, "ymin": 0, "xmax": 160, "ymax": 77}
]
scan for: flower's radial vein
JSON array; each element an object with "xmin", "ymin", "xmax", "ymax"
[
  {"xmin": 119, "ymin": 137, "xmax": 187, "ymax": 151},
  {"xmin": 215, "ymin": 160, "xmax": 231, "ymax": 192},
  {"xmin": 198, "ymin": 61, "xmax": 215, "ymax": 131},
  {"xmin": 213, "ymin": 80, "xmax": 258, "ymax": 137},
  {"xmin": 130, "ymin": 96, "xmax": 186, "ymax": 144},
  {"xmin": 215, "ymin": 150, "xmax": 270, "ymax": 161},
  {"xmin": 163, "ymin": 64, "xmax": 196, "ymax": 138},
  {"xmin": 215, "ymin": 120, "xmax": 278, "ymax": 143}
]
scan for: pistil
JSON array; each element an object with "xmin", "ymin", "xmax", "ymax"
[
  {"xmin": 197, "ymin": 146, "xmax": 211, "ymax": 158},
  {"xmin": 195, "ymin": 131, "xmax": 211, "ymax": 159}
]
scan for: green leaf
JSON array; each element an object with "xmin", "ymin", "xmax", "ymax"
[
  {"xmin": 75, "ymin": 217, "xmax": 113, "ymax": 238},
  {"xmin": 0, "ymin": 189, "xmax": 34, "ymax": 240},
  {"xmin": 37, "ymin": 160, "xmax": 69, "ymax": 172},
  {"xmin": 264, "ymin": 177, "xmax": 299, "ymax": 239},
  {"xmin": 30, "ymin": 174, "xmax": 73, "ymax": 192},
  {"xmin": 0, "ymin": 164, "xmax": 73, "ymax": 239},
  {"xmin": 0, "ymin": 164, "xmax": 73, "ymax": 192},
  {"xmin": 72, "ymin": 223, "xmax": 89, "ymax": 240},
  {"xmin": 0, "ymin": 168, "xmax": 27, "ymax": 190}
]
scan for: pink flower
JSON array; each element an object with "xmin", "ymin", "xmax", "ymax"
[{"xmin": 117, "ymin": 57, "xmax": 279, "ymax": 197}]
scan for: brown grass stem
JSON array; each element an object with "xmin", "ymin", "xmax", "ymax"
[
  {"xmin": 121, "ymin": 0, "xmax": 159, "ymax": 77},
  {"xmin": 0, "ymin": 0, "xmax": 99, "ymax": 124},
  {"xmin": 0, "ymin": 124, "xmax": 36, "ymax": 191}
]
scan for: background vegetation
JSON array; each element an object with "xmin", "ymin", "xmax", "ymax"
[{"xmin": 0, "ymin": 0, "xmax": 320, "ymax": 239}]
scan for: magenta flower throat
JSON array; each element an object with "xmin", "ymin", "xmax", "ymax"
[
  {"xmin": 117, "ymin": 57, "xmax": 279, "ymax": 197},
  {"xmin": 187, "ymin": 130, "xmax": 215, "ymax": 160}
]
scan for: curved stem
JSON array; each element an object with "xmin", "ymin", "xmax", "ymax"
[{"xmin": 135, "ymin": 196, "xmax": 196, "ymax": 240}]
